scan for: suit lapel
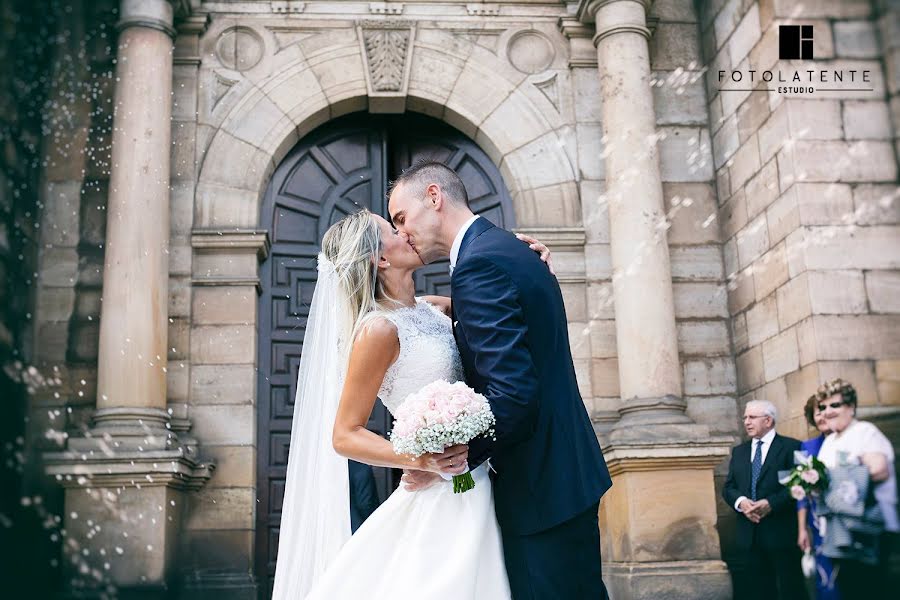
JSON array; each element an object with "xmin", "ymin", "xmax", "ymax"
[
  {"xmin": 452, "ymin": 217, "xmax": 494, "ymax": 278},
  {"xmin": 738, "ymin": 442, "xmax": 752, "ymax": 484},
  {"xmin": 757, "ymin": 434, "xmax": 782, "ymax": 482}
]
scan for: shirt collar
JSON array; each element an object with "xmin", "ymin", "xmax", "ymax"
[
  {"xmin": 449, "ymin": 214, "xmax": 480, "ymax": 269},
  {"xmin": 755, "ymin": 429, "xmax": 776, "ymax": 445}
]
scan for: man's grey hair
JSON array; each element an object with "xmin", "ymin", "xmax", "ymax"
[
  {"xmin": 389, "ymin": 160, "xmax": 469, "ymax": 207},
  {"xmin": 745, "ymin": 399, "xmax": 777, "ymax": 423}
]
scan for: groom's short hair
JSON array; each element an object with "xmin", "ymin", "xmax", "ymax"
[{"xmin": 390, "ymin": 161, "xmax": 469, "ymax": 207}]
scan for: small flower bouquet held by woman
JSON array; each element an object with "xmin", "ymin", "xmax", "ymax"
[
  {"xmin": 779, "ymin": 450, "xmax": 829, "ymax": 502},
  {"xmin": 390, "ymin": 380, "xmax": 496, "ymax": 493}
]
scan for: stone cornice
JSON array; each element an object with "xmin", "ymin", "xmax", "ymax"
[
  {"xmin": 45, "ymin": 448, "xmax": 215, "ymax": 492},
  {"xmin": 191, "ymin": 229, "xmax": 271, "ymax": 260},
  {"xmin": 177, "ymin": 12, "xmax": 210, "ymax": 35},
  {"xmin": 601, "ymin": 438, "xmax": 732, "ymax": 477},
  {"xmin": 558, "ymin": 16, "xmax": 593, "ymax": 40},
  {"xmin": 513, "ymin": 226, "xmax": 586, "ymax": 250}
]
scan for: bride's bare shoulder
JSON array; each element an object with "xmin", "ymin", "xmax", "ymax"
[
  {"xmin": 350, "ymin": 315, "xmax": 400, "ymax": 362},
  {"xmin": 355, "ymin": 314, "xmax": 399, "ymax": 342}
]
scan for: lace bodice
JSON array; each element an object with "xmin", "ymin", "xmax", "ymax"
[{"xmin": 377, "ymin": 298, "xmax": 465, "ymax": 415}]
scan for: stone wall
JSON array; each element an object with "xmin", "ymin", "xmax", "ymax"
[
  {"xmin": 701, "ymin": 0, "xmax": 899, "ymax": 437},
  {"xmin": 700, "ymin": 0, "xmax": 900, "ymax": 573}
]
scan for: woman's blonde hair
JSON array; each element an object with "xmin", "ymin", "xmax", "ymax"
[{"xmin": 321, "ymin": 209, "xmax": 399, "ymax": 339}]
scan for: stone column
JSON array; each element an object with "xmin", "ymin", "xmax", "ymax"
[
  {"xmin": 591, "ymin": 0, "xmax": 687, "ymax": 436},
  {"xmin": 88, "ymin": 0, "xmax": 176, "ymax": 442},
  {"xmin": 45, "ymin": 1, "xmax": 213, "ymax": 596},
  {"xmin": 577, "ymin": 1, "xmax": 731, "ymax": 598}
]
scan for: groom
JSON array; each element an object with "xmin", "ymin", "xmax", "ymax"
[{"xmin": 389, "ymin": 162, "xmax": 612, "ymax": 599}]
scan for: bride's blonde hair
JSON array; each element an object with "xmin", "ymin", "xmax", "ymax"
[{"xmin": 321, "ymin": 209, "xmax": 399, "ymax": 339}]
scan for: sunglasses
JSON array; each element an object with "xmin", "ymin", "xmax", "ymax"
[{"xmin": 817, "ymin": 400, "xmax": 846, "ymax": 411}]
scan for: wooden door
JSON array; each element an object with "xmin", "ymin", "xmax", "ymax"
[{"xmin": 255, "ymin": 112, "xmax": 514, "ymax": 598}]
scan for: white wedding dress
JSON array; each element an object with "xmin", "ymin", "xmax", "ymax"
[{"xmin": 305, "ymin": 299, "xmax": 511, "ymax": 599}]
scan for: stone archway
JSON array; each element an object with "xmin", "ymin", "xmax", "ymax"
[{"xmin": 193, "ymin": 24, "xmax": 581, "ymax": 231}]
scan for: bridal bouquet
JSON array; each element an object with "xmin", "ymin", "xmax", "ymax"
[
  {"xmin": 778, "ymin": 450, "xmax": 829, "ymax": 502},
  {"xmin": 390, "ymin": 380, "xmax": 496, "ymax": 493}
]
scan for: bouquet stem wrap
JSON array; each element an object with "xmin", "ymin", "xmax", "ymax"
[{"xmin": 453, "ymin": 473, "xmax": 475, "ymax": 494}]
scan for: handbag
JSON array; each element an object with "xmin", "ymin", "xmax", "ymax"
[{"xmin": 819, "ymin": 464, "xmax": 886, "ymax": 565}]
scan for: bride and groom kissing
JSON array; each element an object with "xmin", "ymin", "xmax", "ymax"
[{"xmin": 272, "ymin": 161, "xmax": 612, "ymax": 599}]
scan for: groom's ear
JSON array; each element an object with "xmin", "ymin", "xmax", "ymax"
[{"xmin": 425, "ymin": 183, "xmax": 442, "ymax": 210}]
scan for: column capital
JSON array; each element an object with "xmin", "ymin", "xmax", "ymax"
[
  {"xmin": 575, "ymin": 0, "xmax": 652, "ymax": 24},
  {"xmin": 117, "ymin": 0, "xmax": 199, "ymax": 39}
]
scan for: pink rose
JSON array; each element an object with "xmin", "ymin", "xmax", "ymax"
[
  {"xmin": 790, "ymin": 485, "xmax": 806, "ymax": 500},
  {"xmin": 800, "ymin": 469, "xmax": 820, "ymax": 485}
]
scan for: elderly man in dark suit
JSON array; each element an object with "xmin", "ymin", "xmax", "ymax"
[{"xmin": 723, "ymin": 399, "xmax": 806, "ymax": 600}]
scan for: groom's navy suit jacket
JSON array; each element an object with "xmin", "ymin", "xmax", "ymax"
[{"xmin": 451, "ymin": 218, "xmax": 611, "ymax": 536}]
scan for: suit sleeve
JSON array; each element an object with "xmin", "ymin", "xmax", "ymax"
[
  {"xmin": 723, "ymin": 447, "xmax": 742, "ymax": 509},
  {"xmin": 453, "ymin": 257, "xmax": 540, "ymax": 466},
  {"xmin": 766, "ymin": 437, "xmax": 800, "ymax": 512}
]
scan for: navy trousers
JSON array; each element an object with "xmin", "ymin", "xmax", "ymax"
[{"xmin": 501, "ymin": 501, "xmax": 608, "ymax": 600}]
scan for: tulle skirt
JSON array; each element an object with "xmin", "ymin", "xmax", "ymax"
[{"xmin": 306, "ymin": 464, "xmax": 511, "ymax": 599}]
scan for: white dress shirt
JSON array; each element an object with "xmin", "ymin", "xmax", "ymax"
[
  {"xmin": 448, "ymin": 214, "xmax": 480, "ymax": 275},
  {"xmin": 734, "ymin": 428, "xmax": 777, "ymax": 512}
]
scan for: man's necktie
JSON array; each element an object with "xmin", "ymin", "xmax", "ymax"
[{"xmin": 750, "ymin": 439, "xmax": 764, "ymax": 501}]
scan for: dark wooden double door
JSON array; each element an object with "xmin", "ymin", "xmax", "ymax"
[{"xmin": 255, "ymin": 112, "xmax": 514, "ymax": 597}]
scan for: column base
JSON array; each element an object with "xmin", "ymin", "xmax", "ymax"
[
  {"xmin": 599, "ymin": 438, "xmax": 733, "ymax": 599},
  {"xmin": 68, "ymin": 407, "xmax": 181, "ymax": 453},
  {"xmin": 44, "ymin": 414, "xmax": 214, "ymax": 595},
  {"xmin": 605, "ymin": 559, "xmax": 732, "ymax": 600}
]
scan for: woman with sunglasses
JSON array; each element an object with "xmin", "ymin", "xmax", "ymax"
[
  {"xmin": 816, "ymin": 378, "xmax": 897, "ymax": 600},
  {"xmin": 796, "ymin": 394, "xmax": 839, "ymax": 600}
]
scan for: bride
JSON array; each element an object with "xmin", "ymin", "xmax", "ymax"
[{"xmin": 271, "ymin": 208, "xmax": 552, "ymax": 599}]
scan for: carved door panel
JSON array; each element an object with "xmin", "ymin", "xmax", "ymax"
[{"xmin": 255, "ymin": 113, "xmax": 514, "ymax": 598}]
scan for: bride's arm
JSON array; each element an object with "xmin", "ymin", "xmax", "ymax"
[{"xmin": 332, "ymin": 318, "xmax": 468, "ymax": 474}]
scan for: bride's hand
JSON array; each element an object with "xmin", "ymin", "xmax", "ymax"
[
  {"xmin": 516, "ymin": 233, "xmax": 556, "ymax": 275},
  {"xmin": 416, "ymin": 444, "xmax": 469, "ymax": 475}
]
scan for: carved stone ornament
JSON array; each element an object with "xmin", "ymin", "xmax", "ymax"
[
  {"xmin": 357, "ymin": 21, "xmax": 415, "ymax": 113},
  {"xmin": 507, "ymin": 29, "xmax": 556, "ymax": 75},
  {"xmin": 215, "ymin": 25, "xmax": 264, "ymax": 72}
]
